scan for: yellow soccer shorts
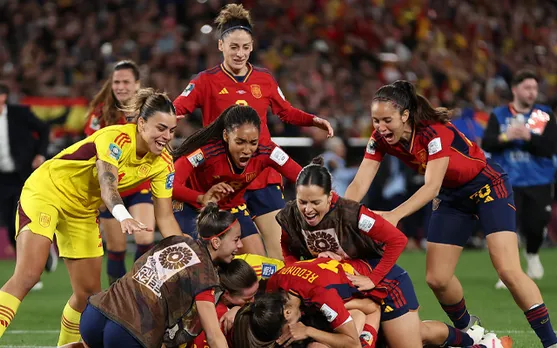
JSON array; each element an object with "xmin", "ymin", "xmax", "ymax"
[
  {"xmin": 15, "ymin": 184, "xmax": 103, "ymax": 259},
  {"xmin": 235, "ymin": 254, "xmax": 285, "ymax": 280}
]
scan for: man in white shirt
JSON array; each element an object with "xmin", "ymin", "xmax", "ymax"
[{"xmin": 0, "ymin": 83, "xmax": 49, "ymax": 257}]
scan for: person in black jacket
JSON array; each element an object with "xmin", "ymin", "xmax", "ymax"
[
  {"xmin": 482, "ymin": 70, "xmax": 557, "ymax": 288},
  {"xmin": 0, "ymin": 83, "xmax": 50, "ymax": 257}
]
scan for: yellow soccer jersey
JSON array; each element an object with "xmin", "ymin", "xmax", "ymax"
[
  {"xmin": 30, "ymin": 123, "xmax": 175, "ymax": 214},
  {"xmin": 234, "ymin": 254, "xmax": 285, "ymax": 280}
]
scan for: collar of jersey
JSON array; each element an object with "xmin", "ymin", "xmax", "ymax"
[{"xmin": 220, "ymin": 62, "xmax": 253, "ymax": 83}]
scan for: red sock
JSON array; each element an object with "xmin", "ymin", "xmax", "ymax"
[{"xmin": 360, "ymin": 323, "xmax": 378, "ymax": 348}]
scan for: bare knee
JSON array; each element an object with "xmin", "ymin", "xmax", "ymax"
[
  {"xmin": 497, "ymin": 267, "xmax": 523, "ymax": 287},
  {"xmin": 11, "ymin": 265, "xmax": 43, "ymax": 294},
  {"xmin": 426, "ymin": 272, "xmax": 451, "ymax": 292}
]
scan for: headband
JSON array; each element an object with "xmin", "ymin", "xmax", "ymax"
[
  {"xmin": 202, "ymin": 219, "xmax": 239, "ymax": 240},
  {"xmin": 221, "ymin": 25, "xmax": 252, "ymax": 38}
]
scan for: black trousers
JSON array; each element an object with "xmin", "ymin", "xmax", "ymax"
[
  {"xmin": 0, "ymin": 172, "xmax": 23, "ymax": 249},
  {"xmin": 513, "ymin": 184, "xmax": 553, "ymax": 254}
]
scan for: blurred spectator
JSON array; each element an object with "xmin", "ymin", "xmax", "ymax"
[
  {"xmin": 0, "ymin": 83, "xmax": 49, "ymax": 251},
  {"xmin": 1, "ymin": 0, "xmax": 557, "ymax": 137},
  {"xmin": 482, "ymin": 70, "xmax": 557, "ymax": 288},
  {"xmin": 321, "ymin": 137, "xmax": 357, "ymax": 196}
]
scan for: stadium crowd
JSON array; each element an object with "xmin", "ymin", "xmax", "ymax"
[{"xmin": 1, "ymin": 0, "xmax": 557, "ymax": 139}]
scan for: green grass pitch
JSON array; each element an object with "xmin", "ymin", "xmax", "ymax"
[{"xmin": 0, "ymin": 249, "xmax": 555, "ymax": 347}]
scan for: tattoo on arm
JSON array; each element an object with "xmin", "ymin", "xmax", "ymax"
[{"xmin": 96, "ymin": 160, "xmax": 124, "ymax": 211}]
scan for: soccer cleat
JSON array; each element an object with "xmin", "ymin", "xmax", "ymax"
[
  {"xmin": 478, "ymin": 333, "xmax": 503, "ymax": 348},
  {"xmin": 463, "ymin": 315, "xmax": 482, "ymax": 332},
  {"xmin": 525, "ymin": 253, "xmax": 544, "ymax": 280},
  {"xmin": 495, "ymin": 279, "xmax": 508, "ymax": 290},
  {"xmin": 31, "ymin": 280, "xmax": 43, "ymax": 291},
  {"xmin": 45, "ymin": 244, "xmax": 58, "ymax": 273},
  {"xmin": 466, "ymin": 324, "xmax": 486, "ymax": 344}
]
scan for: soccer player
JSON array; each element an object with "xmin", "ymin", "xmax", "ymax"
[
  {"xmin": 84, "ymin": 60, "xmax": 156, "ymax": 285},
  {"xmin": 277, "ymin": 156, "xmax": 408, "ymax": 271},
  {"xmin": 268, "ymin": 257, "xmax": 510, "ymax": 348},
  {"xmin": 482, "ymin": 70, "xmax": 557, "ymax": 287},
  {"xmin": 172, "ymin": 105, "xmax": 302, "ymax": 256},
  {"xmin": 186, "ymin": 258, "xmax": 261, "ymax": 348},
  {"xmin": 0, "ymin": 89, "xmax": 183, "ymax": 346},
  {"xmin": 345, "ymin": 80, "xmax": 557, "ymax": 348},
  {"xmin": 173, "ymin": 3, "xmax": 333, "ymax": 260},
  {"xmin": 77, "ymin": 203, "xmax": 240, "ymax": 348}
]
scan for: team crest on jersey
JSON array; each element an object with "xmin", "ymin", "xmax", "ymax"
[
  {"xmin": 165, "ymin": 173, "xmax": 175, "ymax": 189},
  {"xmin": 39, "ymin": 213, "xmax": 51, "ymax": 228},
  {"xmin": 261, "ymin": 263, "xmax": 277, "ymax": 278},
  {"xmin": 432, "ymin": 198, "xmax": 441, "ymax": 211},
  {"xmin": 417, "ymin": 150, "xmax": 427, "ymax": 163},
  {"xmin": 181, "ymin": 83, "xmax": 195, "ymax": 97},
  {"xmin": 366, "ymin": 138, "xmax": 376, "ymax": 155},
  {"xmin": 187, "ymin": 149, "xmax": 205, "ymax": 168},
  {"xmin": 250, "ymin": 84, "xmax": 262, "ymax": 99},
  {"xmin": 245, "ymin": 171, "xmax": 257, "ymax": 182},
  {"xmin": 137, "ymin": 164, "xmax": 151, "ymax": 177},
  {"xmin": 172, "ymin": 200, "xmax": 184, "ymax": 212},
  {"xmin": 108, "ymin": 143, "xmax": 122, "ymax": 161},
  {"xmin": 133, "ymin": 242, "xmax": 200, "ymax": 298}
]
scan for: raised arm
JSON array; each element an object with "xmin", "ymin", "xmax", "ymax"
[
  {"xmin": 269, "ymin": 80, "xmax": 333, "ymax": 137},
  {"xmin": 345, "ymin": 158, "xmax": 380, "ymax": 202},
  {"xmin": 266, "ymin": 145, "xmax": 303, "ymax": 183},
  {"xmin": 388, "ymin": 156, "xmax": 448, "ymax": 223}
]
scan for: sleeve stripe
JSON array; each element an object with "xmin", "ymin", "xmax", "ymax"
[
  {"xmin": 204, "ymin": 148, "xmax": 226, "ymax": 160},
  {"xmin": 160, "ymin": 152, "xmax": 173, "ymax": 165},
  {"xmin": 114, "ymin": 133, "xmax": 131, "ymax": 147}
]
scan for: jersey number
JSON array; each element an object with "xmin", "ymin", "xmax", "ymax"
[{"xmin": 300, "ymin": 259, "xmax": 356, "ymax": 275}]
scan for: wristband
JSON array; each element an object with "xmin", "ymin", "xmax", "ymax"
[{"xmin": 112, "ymin": 204, "xmax": 133, "ymax": 222}]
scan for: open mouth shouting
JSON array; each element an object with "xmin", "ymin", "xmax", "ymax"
[
  {"xmin": 303, "ymin": 211, "xmax": 319, "ymax": 226},
  {"xmin": 238, "ymin": 155, "xmax": 251, "ymax": 167},
  {"xmin": 382, "ymin": 132, "xmax": 395, "ymax": 143}
]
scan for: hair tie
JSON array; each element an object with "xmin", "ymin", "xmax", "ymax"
[
  {"xmin": 202, "ymin": 219, "xmax": 238, "ymax": 240},
  {"xmin": 221, "ymin": 25, "xmax": 252, "ymax": 38}
]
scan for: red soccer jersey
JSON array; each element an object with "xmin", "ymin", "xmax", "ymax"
[
  {"xmin": 173, "ymin": 140, "xmax": 302, "ymax": 211},
  {"xmin": 266, "ymin": 258, "xmax": 375, "ymax": 330},
  {"xmin": 364, "ymin": 122, "xmax": 487, "ymax": 188},
  {"xmin": 84, "ymin": 103, "xmax": 150, "ymax": 196},
  {"xmin": 84, "ymin": 103, "xmax": 127, "ymax": 136},
  {"xmin": 173, "ymin": 63, "xmax": 315, "ymax": 190}
]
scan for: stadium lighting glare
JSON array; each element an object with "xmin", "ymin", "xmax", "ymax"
[{"xmin": 200, "ymin": 25, "xmax": 213, "ymax": 34}]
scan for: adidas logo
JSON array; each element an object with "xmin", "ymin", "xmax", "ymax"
[{"xmin": 219, "ymin": 88, "xmax": 229, "ymax": 95}]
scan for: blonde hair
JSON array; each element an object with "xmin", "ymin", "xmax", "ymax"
[{"xmin": 119, "ymin": 88, "xmax": 175, "ymax": 121}]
